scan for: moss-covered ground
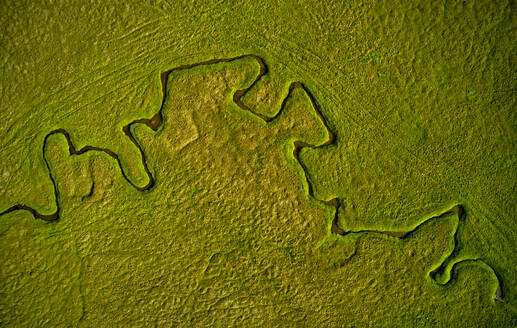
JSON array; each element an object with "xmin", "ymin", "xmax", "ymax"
[{"xmin": 1, "ymin": 1, "xmax": 516, "ymax": 326}]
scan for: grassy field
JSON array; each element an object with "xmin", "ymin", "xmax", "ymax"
[{"xmin": 1, "ymin": 0, "xmax": 516, "ymax": 326}]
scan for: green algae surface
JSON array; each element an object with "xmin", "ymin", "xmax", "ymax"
[{"xmin": 1, "ymin": 1, "xmax": 516, "ymax": 326}]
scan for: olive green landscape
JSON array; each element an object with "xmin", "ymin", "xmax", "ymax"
[{"xmin": 1, "ymin": 1, "xmax": 516, "ymax": 327}]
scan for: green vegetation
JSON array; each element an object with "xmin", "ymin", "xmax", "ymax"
[{"xmin": 1, "ymin": 1, "xmax": 515, "ymax": 326}]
